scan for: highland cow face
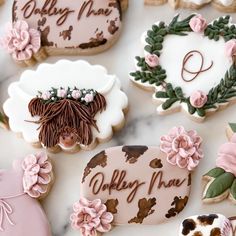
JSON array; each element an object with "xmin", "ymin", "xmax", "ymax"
[{"xmin": 28, "ymin": 87, "xmax": 106, "ymax": 149}]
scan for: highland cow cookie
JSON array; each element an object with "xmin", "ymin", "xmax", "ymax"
[
  {"xmin": 179, "ymin": 214, "xmax": 235, "ymax": 236},
  {"xmin": 144, "ymin": 0, "xmax": 236, "ymax": 12},
  {"xmin": 202, "ymin": 134, "xmax": 236, "ymax": 204},
  {"xmin": 0, "ymin": 0, "xmax": 128, "ymax": 66},
  {"xmin": 3, "ymin": 60, "xmax": 128, "ymax": 153},
  {"xmin": 130, "ymin": 14, "xmax": 236, "ymax": 122},
  {"xmin": 0, "ymin": 152, "xmax": 53, "ymax": 236},
  {"xmin": 70, "ymin": 127, "xmax": 203, "ymax": 236}
]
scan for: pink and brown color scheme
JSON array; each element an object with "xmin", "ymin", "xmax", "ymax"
[
  {"xmin": 71, "ymin": 127, "xmax": 203, "ymax": 235},
  {"xmin": 0, "ymin": 152, "xmax": 53, "ymax": 236},
  {"xmin": 0, "ymin": 0, "xmax": 128, "ymax": 66}
]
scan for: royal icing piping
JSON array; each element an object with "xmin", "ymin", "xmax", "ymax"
[
  {"xmin": 3, "ymin": 60, "xmax": 128, "ymax": 152},
  {"xmin": 130, "ymin": 14, "xmax": 236, "ymax": 121}
]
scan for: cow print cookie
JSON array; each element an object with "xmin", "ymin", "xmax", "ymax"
[
  {"xmin": 202, "ymin": 134, "xmax": 236, "ymax": 204},
  {"xmin": 130, "ymin": 14, "xmax": 236, "ymax": 122},
  {"xmin": 3, "ymin": 60, "xmax": 128, "ymax": 153},
  {"xmin": 144, "ymin": 0, "xmax": 236, "ymax": 12},
  {"xmin": 179, "ymin": 214, "xmax": 234, "ymax": 236},
  {"xmin": 0, "ymin": 152, "xmax": 53, "ymax": 236},
  {"xmin": 0, "ymin": 0, "xmax": 128, "ymax": 67},
  {"xmin": 70, "ymin": 127, "xmax": 203, "ymax": 236}
]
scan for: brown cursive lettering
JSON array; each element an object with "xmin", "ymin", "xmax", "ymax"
[{"xmin": 21, "ymin": 0, "xmax": 75, "ymax": 26}]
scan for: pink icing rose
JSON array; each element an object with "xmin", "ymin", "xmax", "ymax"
[
  {"xmin": 225, "ymin": 39, "xmax": 236, "ymax": 58},
  {"xmin": 70, "ymin": 198, "xmax": 113, "ymax": 236},
  {"xmin": 190, "ymin": 90, "xmax": 207, "ymax": 108},
  {"xmin": 145, "ymin": 54, "xmax": 159, "ymax": 67},
  {"xmin": 0, "ymin": 21, "xmax": 41, "ymax": 61},
  {"xmin": 57, "ymin": 88, "xmax": 67, "ymax": 98},
  {"xmin": 189, "ymin": 15, "xmax": 207, "ymax": 33},
  {"xmin": 72, "ymin": 90, "xmax": 82, "ymax": 99},
  {"xmin": 84, "ymin": 93, "xmax": 94, "ymax": 103},
  {"xmin": 160, "ymin": 126, "xmax": 203, "ymax": 171},
  {"xmin": 22, "ymin": 152, "xmax": 52, "ymax": 198},
  {"xmin": 216, "ymin": 134, "xmax": 236, "ymax": 176},
  {"xmin": 41, "ymin": 91, "xmax": 51, "ymax": 100}
]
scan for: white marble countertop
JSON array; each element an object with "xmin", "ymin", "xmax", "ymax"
[{"xmin": 1, "ymin": 1, "xmax": 236, "ymax": 235}]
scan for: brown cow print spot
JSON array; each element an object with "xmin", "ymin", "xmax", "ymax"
[
  {"xmin": 122, "ymin": 146, "xmax": 148, "ymax": 164},
  {"xmin": 165, "ymin": 196, "xmax": 188, "ymax": 218},
  {"xmin": 40, "ymin": 26, "xmax": 54, "ymax": 47},
  {"xmin": 210, "ymin": 228, "xmax": 221, "ymax": 236},
  {"xmin": 197, "ymin": 214, "xmax": 219, "ymax": 226},
  {"xmin": 38, "ymin": 17, "xmax": 47, "ymax": 28},
  {"xmin": 181, "ymin": 219, "xmax": 196, "ymax": 235},
  {"xmin": 79, "ymin": 31, "xmax": 107, "ymax": 49},
  {"xmin": 108, "ymin": 20, "xmax": 119, "ymax": 35},
  {"xmin": 128, "ymin": 198, "xmax": 156, "ymax": 224},
  {"xmin": 82, "ymin": 151, "xmax": 108, "ymax": 183},
  {"xmin": 60, "ymin": 26, "xmax": 73, "ymax": 41},
  {"xmin": 105, "ymin": 199, "xmax": 119, "ymax": 214},
  {"xmin": 194, "ymin": 232, "xmax": 203, "ymax": 236},
  {"xmin": 149, "ymin": 158, "xmax": 163, "ymax": 169}
]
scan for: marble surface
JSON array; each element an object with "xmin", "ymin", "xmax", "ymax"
[{"xmin": 1, "ymin": 1, "xmax": 236, "ymax": 236}]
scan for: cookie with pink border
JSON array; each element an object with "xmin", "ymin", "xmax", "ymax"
[
  {"xmin": 0, "ymin": 152, "xmax": 53, "ymax": 236},
  {"xmin": 0, "ymin": 0, "xmax": 128, "ymax": 66},
  {"xmin": 179, "ymin": 214, "xmax": 235, "ymax": 236},
  {"xmin": 70, "ymin": 126, "xmax": 203, "ymax": 236},
  {"xmin": 130, "ymin": 14, "xmax": 236, "ymax": 122}
]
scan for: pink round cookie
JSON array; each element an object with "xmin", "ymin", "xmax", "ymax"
[{"xmin": 0, "ymin": 152, "xmax": 53, "ymax": 236}]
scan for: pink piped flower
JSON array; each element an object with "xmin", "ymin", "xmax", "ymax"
[
  {"xmin": 189, "ymin": 15, "xmax": 207, "ymax": 33},
  {"xmin": 72, "ymin": 90, "xmax": 82, "ymax": 99},
  {"xmin": 22, "ymin": 152, "xmax": 52, "ymax": 198},
  {"xmin": 145, "ymin": 54, "xmax": 159, "ymax": 68},
  {"xmin": 84, "ymin": 93, "xmax": 94, "ymax": 103},
  {"xmin": 225, "ymin": 39, "xmax": 236, "ymax": 58},
  {"xmin": 0, "ymin": 21, "xmax": 41, "ymax": 61},
  {"xmin": 190, "ymin": 90, "xmax": 208, "ymax": 108},
  {"xmin": 41, "ymin": 91, "xmax": 51, "ymax": 100},
  {"xmin": 57, "ymin": 88, "xmax": 67, "ymax": 98},
  {"xmin": 160, "ymin": 126, "xmax": 203, "ymax": 171},
  {"xmin": 70, "ymin": 198, "xmax": 113, "ymax": 236}
]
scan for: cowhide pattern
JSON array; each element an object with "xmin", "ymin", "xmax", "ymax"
[
  {"xmin": 105, "ymin": 199, "xmax": 119, "ymax": 214},
  {"xmin": 165, "ymin": 196, "xmax": 188, "ymax": 218},
  {"xmin": 122, "ymin": 146, "xmax": 148, "ymax": 164},
  {"xmin": 149, "ymin": 158, "xmax": 163, "ymax": 169},
  {"xmin": 82, "ymin": 150, "xmax": 107, "ymax": 183}
]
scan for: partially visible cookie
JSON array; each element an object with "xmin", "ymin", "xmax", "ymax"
[
  {"xmin": 3, "ymin": 60, "xmax": 128, "ymax": 153},
  {"xmin": 179, "ymin": 214, "xmax": 233, "ymax": 236},
  {"xmin": 0, "ymin": 152, "xmax": 53, "ymax": 235},
  {"xmin": 0, "ymin": 111, "xmax": 9, "ymax": 129},
  {"xmin": 0, "ymin": 0, "xmax": 4, "ymax": 5},
  {"xmin": 1, "ymin": 0, "xmax": 128, "ymax": 66}
]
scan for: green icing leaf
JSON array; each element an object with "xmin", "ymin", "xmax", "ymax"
[
  {"xmin": 204, "ymin": 167, "xmax": 225, "ymax": 178},
  {"xmin": 229, "ymin": 123, "xmax": 236, "ymax": 133},
  {"xmin": 205, "ymin": 172, "xmax": 235, "ymax": 199},
  {"xmin": 230, "ymin": 179, "xmax": 236, "ymax": 200},
  {"xmin": 162, "ymin": 98, "xmax": 179, "ymax": 110}
]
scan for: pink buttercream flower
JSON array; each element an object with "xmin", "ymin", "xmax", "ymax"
[
  {"xmin": 145, "ymin": 54, "xmax": 159, "ymax": 67},
  {"xmin": 70, "ymin": 198, "xmax": 113, "ymax": 236},
  {"xmin": 160, "ymin": 126, "xmax": 203, "ymax": 171},
  {"xmin": 190, "ymin": 90, "xmax": 208, "ymax": 108},
  {"xmin": 41, "ymin": 91, "xmax": 51, "ymax": 100},
  {"xmin": 57, "ymin": 88, "xmax": 67, "ymax": 98},
  {"xmin": 72, "ymin": 90, "xmax": 82, "ymax": 99},
  {"xmin": 22, "ymin": 152, "xmax": 52, "ymax": 198},
  {"xmin": 0, "ymin": 21, "xmax": 41, "ymax": 61},
  {"xmin": 84, "ymin": 93, "xmax": 94, "ymax": 103},
  {"xmin": 225, "ymin": 39, "xmax": 236, "ymax": 58},
  {"xmin": 189, "ymin": 15, "xmax": 207, "ymax": 33},
  {"xmin": 216, "ymin": 134, "xmax": 236, "ymax": 176}
]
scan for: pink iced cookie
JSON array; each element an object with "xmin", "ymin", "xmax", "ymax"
[
  {"xmin": 0, "ymin": 152, "xmax": 53, "ymax": 236},
  {"xmin": 71, "ymin": 127, "xmax": 203, "ymax": 236}
]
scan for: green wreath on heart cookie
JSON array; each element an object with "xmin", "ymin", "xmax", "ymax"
[{"xmin": 130, "ymin": 14, "xmax": 236, "ymax": 121}]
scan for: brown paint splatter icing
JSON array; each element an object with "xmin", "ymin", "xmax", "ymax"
[{"xmin": 81, "ymin": 146, "xmax": 192, "ymax": 225}]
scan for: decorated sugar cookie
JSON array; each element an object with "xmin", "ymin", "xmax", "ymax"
[
  {"xmin": 144, "ymin": 0, "xmax": 236, "ymax": 12},
  {"xmin": 179, "ymin": 214, "xmax": 236, "ymax": 236},
  {"xmin": 0, "ymin": 112, "xmax": 9, "ymax": 129},
  {"xmin": 3, "ymin": 60, "xmax": 128, "ymax": 153},
  {"xmin": 130, "ymin": 14, "xmax": 236, "ymax": 122},
  {"xmin": 0, "ymin": 152, "xmax": 53, "ymax": 236},
  {"xmin": 70, "ymin": 127, "xmax": 203, "ymax": 236},
  {"xmin": 0, "ymin": 0, "xmax": 128, "ymax": 66},
  {"xmin": 202, "ymin": 134, "xmax": 236, "ymax": 204}
]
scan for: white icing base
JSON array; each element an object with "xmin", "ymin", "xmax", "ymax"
[{"xmin": 3, "ymin": 60, "xmax": 128, "ymax": 151}]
